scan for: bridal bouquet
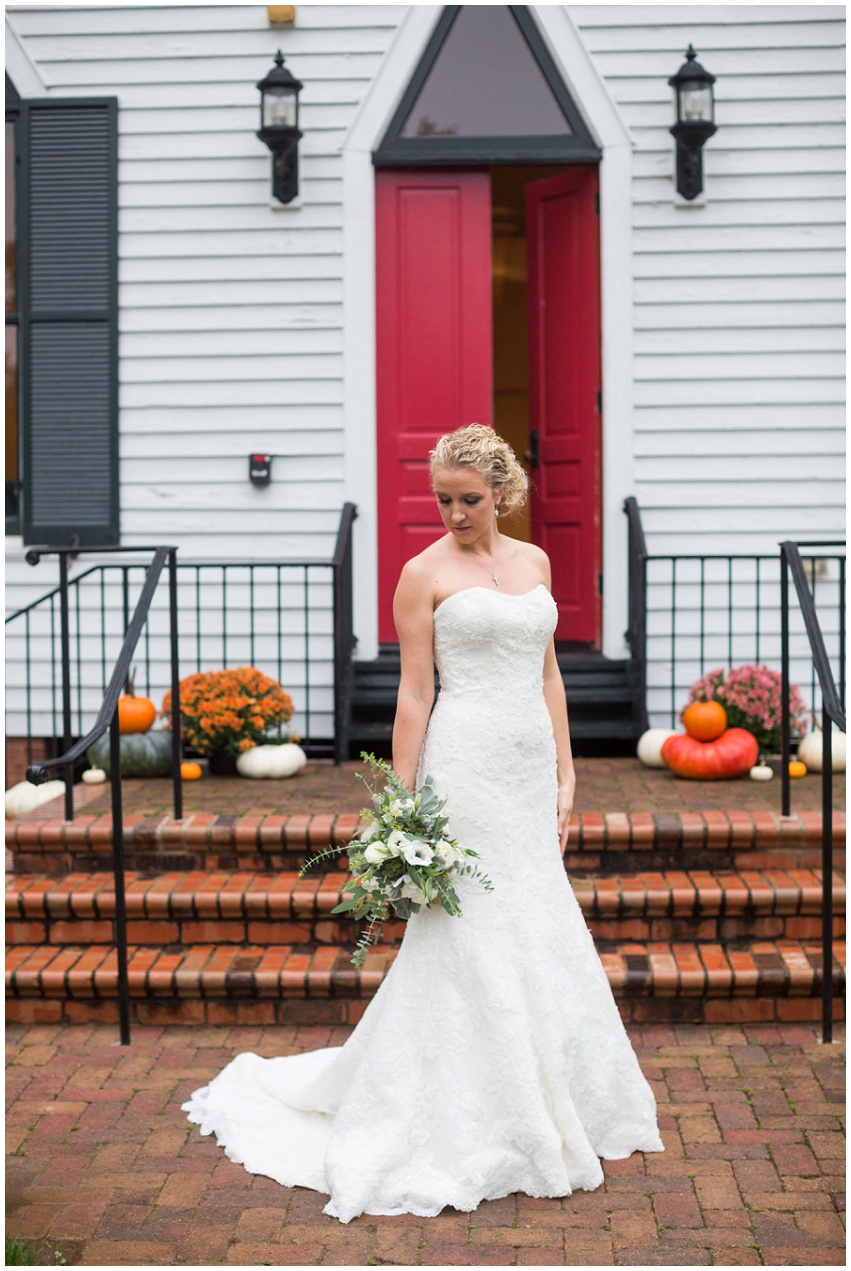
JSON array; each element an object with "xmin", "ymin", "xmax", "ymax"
[{"xmin": 300, "ymin": 752, "xmax": 493, "ymax": 968}]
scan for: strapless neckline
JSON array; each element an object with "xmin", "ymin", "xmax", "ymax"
[{"xmin": 434, "ymin": 582, "xmax": 549, "ymax": 616}]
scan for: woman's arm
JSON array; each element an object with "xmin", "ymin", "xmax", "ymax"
[
  {"xmin": 543, "ymin": 638, "xmax": 576, "ymax": 856},
  {"xmin": 391, "ymin": 561, "xmax": 437, "ymax": 791},
  {"xmin": 538, "ymin": 553, "xmax": 576, "ymax": 855}
]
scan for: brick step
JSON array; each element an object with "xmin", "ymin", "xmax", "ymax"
[
  {"xmin": 7, "ymin": 808, "xmax": 846, "ymax": 876},
  {"xmin": 5, "ymin": 939, "xmax": 845, "ymax": 1029},
  {"xmin": 6, "ymin": 868, "xmax": 845, "ymax": 948}
]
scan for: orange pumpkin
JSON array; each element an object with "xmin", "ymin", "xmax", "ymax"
[
  {"xmin": 661, "ymin": 728, "xmax": 758, "ymax": 780},
  {"xmin": 181, "ymin": 761, "xmax": 203, "ymax": 781},
  {"xmin": 682, "ymin": 700, "xmax": 728, "ymax": 742},
  {"xmin": 117, "ymin": 670, "xmax": 157, "ymax": 734},
  {"xmin": 788, "ymin": 760, "xmax": 807, "ymax": 778}
]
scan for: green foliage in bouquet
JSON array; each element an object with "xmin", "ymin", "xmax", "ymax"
[{"xmin": 301, "ymin": 752, "xmax": 493, "ymax": 969}]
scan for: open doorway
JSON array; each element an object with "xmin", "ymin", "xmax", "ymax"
[
  {"xmin": 490, "ymin": 165, "xmax": 566, "ymax": 547},
  {"xmin": 490, "ymin": 165, "xmax": 603, "ymax": 646}
]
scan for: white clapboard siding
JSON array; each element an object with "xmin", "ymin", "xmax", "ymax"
[
  {"xmin": 121, "ymin": 431, "xmax": 344, "ymax": 459},
  {"xmin": 6, "ymin": 0, "xmax": 399, "ymax": 623},
  {"xmin": 635, "ymin": 428, "xmax": 844, "ymax": 457},
  {"xmin": 634, "ymin": 328, "xmax": 843, "ymax": 354},
  {"xmin": 121, "ymin": 330, "xmax": 343, "ymax": 359},
  {"xmin": 634, "ymin": 300, "xmax": 844, "ymax": 328},
  {"xmin": 121, "ymin": 409, "xmax": 343, "ymax": 436},
  {"xmin": 570, "ymin": 3, "xmax": 845, "ymax": 565},
  {"xmin": 9, "ymin": 6, "xmax": 406, "ymax": 33},
  {"xmin": 120, "ymin": 305, "xmax": 344, "ymax": 334}
]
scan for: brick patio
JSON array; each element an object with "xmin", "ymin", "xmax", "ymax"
[
  {"xmin": 5, "ymin": 1020, "xmax": 845, "ymax": 1267},
  {"xmin": 9, "ymin": 756, "xmax": 847, "ymax": 824}
]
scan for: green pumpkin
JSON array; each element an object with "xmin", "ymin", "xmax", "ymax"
[{"xmin": 87, "ymin": 728, "xmax": 174, "ymax": 778}]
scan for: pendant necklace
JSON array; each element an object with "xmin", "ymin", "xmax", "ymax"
[{"xmin": 471, "ymin": 540, "xmax": 501, "ymax": 587}]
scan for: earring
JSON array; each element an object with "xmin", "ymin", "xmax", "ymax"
[{"xmin": 494, "ymin": 506, "xmax": 500, "ymax": 518}]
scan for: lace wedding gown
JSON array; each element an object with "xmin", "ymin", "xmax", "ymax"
[{"xmin": 183, "ymin": 584, "xmax": 664, "ymax": 1222}]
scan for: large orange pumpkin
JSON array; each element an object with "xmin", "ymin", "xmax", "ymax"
[
  {"xmin": 117, "ymin": 671, "xmax": 157, "ymax": 734},
  {"xmin": 682, "ymin": 700, "xmax": 728, "ymax": 742},
  {"xmin": 661, "ymin": 728, "xmax": 758, "ymax": 780}
]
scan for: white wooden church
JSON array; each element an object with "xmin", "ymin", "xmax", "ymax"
[{"xmin": 4, "ymin": 4, "xmax": 845, "ymax": 758}]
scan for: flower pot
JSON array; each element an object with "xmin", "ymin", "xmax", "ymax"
[
  {"xmin": 763, "ymin": 751, "xmax": 803, "ymax": 777},
  {"xmin": 206, "ymin": 751, "xmax": 239, "ymax": 777}
]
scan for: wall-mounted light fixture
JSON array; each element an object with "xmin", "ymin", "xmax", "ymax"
[
  {"xmin": 256, "ymin": 50, "xmax": 303, "ymax": 204},
  {"xmin": 668, "ymin": 45, "xmax": 717, "ymax": 201}
]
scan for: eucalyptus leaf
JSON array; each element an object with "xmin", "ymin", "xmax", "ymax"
[{"xmin": 331, "ymin": 897, "xmax": 360, "ymax": 914}]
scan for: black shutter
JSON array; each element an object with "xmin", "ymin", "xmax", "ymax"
[{"xmin": 21, "ymin": 99, "xmax": 118, "ymax": 546}]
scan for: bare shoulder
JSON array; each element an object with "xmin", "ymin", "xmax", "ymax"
[
  {"xmin": 509, "ymin": 539, "xmax": 552, "ymax": 586},
  {"xmin": 394, "ymin": 540, "xmax": 447, "ymax": 612}
]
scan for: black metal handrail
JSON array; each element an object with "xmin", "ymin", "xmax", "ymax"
[
  {"xmin": 623, "ymin": 497, "xmax": 649, "ymax": 735},
  {"xmin": 24, "ymin": 545, "xmax": 182, "ymax": 1047},
  {"xmin": 780, "ymin": 540, "xmax": 845, "ymax": 1045},
  {"xmin": 332, "ymin": 503, "xmax": 358, "ymax": 764}
]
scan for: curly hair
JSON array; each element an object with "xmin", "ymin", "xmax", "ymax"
[{"xmin": 429, "ymin": 424, "xmax": 529, "ymax": 517}]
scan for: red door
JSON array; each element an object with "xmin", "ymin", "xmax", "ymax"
[
  {"xmin": 526, "ymin": 170, "xmax": 601, "ymax": 644},
  {"xmin": 375, "ymin": 170, "xmax": 493, "ymax": 642}
]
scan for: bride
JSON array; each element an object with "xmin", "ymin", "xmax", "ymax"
[{"xmin": 183, "ymin": 423, "xmax": 664, "ymax": 1222}]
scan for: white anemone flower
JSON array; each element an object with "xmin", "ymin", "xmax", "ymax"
[
  {"xmin": 434, "ymin": 839, "xmax": 459, "ymax": 867},
  {"xmin": 364, "ymin": 841, "xmax": 391, "ymax": 865},
  {"xmin": 402, "ymin": 837, "xmax": 434, "ymax": 867},
  {"xmin": 386, "ymin": 829, "xmax": 409, "ymax": 857}
]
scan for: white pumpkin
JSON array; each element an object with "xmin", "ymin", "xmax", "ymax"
[
  {"xmin": 82, "ymin": 767, "xmax": 108, "ymax": 785},
  {"xmin": 797, "ymin": 727, "xmax": 846, "ymax": 774},
  {"xmin": 749, "ymin": 763, "xmax": 774, "ymax": 782},
  {"xmin": 236, "ymin": 742, "xmax": 308, "ymax": 779},
  {"xmin": 5, "ymin": 779, "xmax": 67, "ymax": 819},
  {"xmin": 636, "ymin": 728, "xmax": 679, "ymax": 768}
]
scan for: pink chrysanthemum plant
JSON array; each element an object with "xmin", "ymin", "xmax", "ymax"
[{"xmin": 683, "ymin": 664, "xmax": 808, "ymax": 755}]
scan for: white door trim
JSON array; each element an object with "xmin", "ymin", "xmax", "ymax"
[{"xmin": 341, "ymin": 5, "xmax": 635, "ymax": 660}]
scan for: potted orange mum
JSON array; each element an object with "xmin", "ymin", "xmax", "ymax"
[{"xmin": 161, "ymin": 667, "xmax": 295, "ymax": 774}]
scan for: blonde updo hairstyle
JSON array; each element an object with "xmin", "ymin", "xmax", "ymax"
[{"xmin": 429, "ymin": 424, "xmax": 529, "ymax": 518}]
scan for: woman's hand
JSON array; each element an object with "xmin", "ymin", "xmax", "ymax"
[{"xmin": 557, "ymin": 771, "xmax": 576, "ymax": 857}]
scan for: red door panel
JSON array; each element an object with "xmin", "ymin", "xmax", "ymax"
[
  {"xmin": 375, "ymin": 170, "xmax": 493, "ymax": 642},
  {"xmin": 526, "ymin": 169, "xmax": 601, "ymax": 644}
]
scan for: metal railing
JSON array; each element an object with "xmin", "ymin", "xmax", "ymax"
[
  {"xmin": 781, "ymin": 541, "xmax": 845, "ymax": 1045},
  {"xmin": 25, "ymin": 545, "xmax": 182, "ymax": 1046},
  {"xmin": 332, "ymin": 503, "xmax": 358, "ymax": 764},
  {"xmin": 624, "ymin": 496, "xmax": 649, "ymax": 735},
  {"xmin": 6, "ymin": 504, "xmax": 359, "ymax": 767},
  {"xmin": 16, "ymin": 544, "xmax": 184, "ymax": 823},
  {"xmin": 624, "ymin": 501, "xmax": 845, "ymax": 733}
]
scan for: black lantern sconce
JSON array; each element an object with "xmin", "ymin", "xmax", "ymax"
[
  {"xmin": 257, "ymin": 50, "xmax": 303, "ymax": 204},
  {"xmin": 668, "ymin": 45, "xmax": 717, "ymax": 201}
]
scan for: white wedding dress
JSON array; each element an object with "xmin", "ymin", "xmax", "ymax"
[{"xmin": 183, "ymin": 584, "xmax": 664, "ymax": 1222}]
